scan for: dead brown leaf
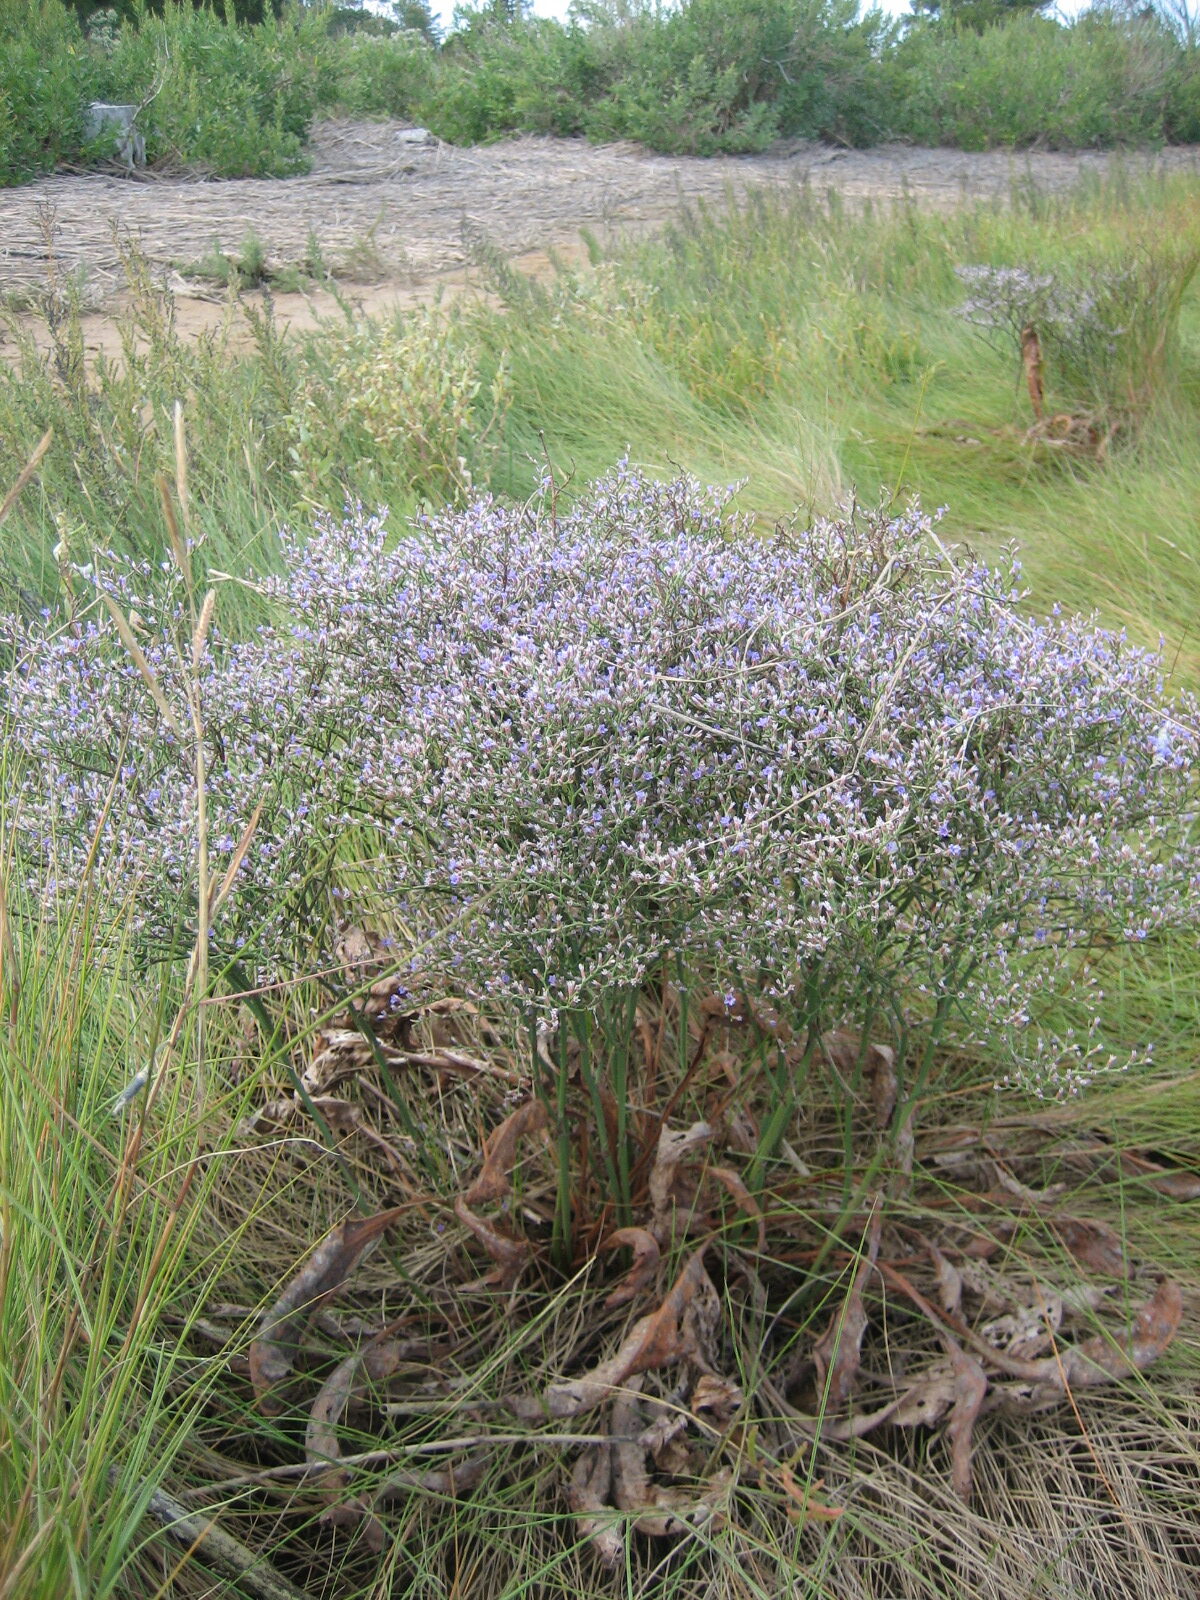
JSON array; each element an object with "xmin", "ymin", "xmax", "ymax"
[
  {"xmin": 603, "ymin": 1227, "xmax": 660, "ymax": 1309},
  {"xmin": 1119, "ymin": 1151, "xmax": 1200, "ymax": 1200},
  {"xmin": 1049, "ymin": 1216, "xmax": 1129, "ymax": 1278},
  {"xmin": 250, "ymin": 1209, "xmax": 402, "ymax": 1415},
  {"xmin": 544, "ymin": 1249, "xmax": 719, "ymax": 1418},
  {"xmin": 689, "ymin": 1372, "xmax": 743, "ymax": 1429},
  {"xmin": 611, "ymin": 1380, "xmax": 652, "ymax": 1510},
  {"xmin": 888, "ymin": 1369, "xmax": 958, "ymax": 1428},
  {"xmin": 306, "ymin": 1333, "xmax": 424, "ymax": 1480},
  {"xmin": 980, "ymin": 1293, "xmax": 1062, "ymax": 1360},
  {"xmin": 639, "ymin": 1405, "xmax": 694, "ymax": 1476},
  {"xmin": 453, "ymin": 1196, "xmax": 532, "ymax": 1290},
  {"xmin": 926, "ymin": 1242, "xmax": 963, "ymax": 1318},
  {"xmin": 567, "ymin": 1438, "xmax": 622, "ymax": 1569},
  {"xmin": 464, "ymin": 1100, "xmax": 549, "ymax": 1206},
  {"xmin": 1046, "ymin": 1276, "xmax": 1183, "ymax": 1390},
  {"xmin": 334, "ymin": 924, "xmax": 388, "ymax": 975},
  {"xmin": 943, "ymin": 1337, "xmax": 988, "ymax": 1503},
  {"xmin": 649, "ymin": 1121, "xmax": 712, "ymax": 1241},
  {"xmin": 611, "ymin": 1386, "xmax": 732, "ymax": 1538},
  {"xmin": 1144, "ymin": 1169, "xmax": 1200, "ymax": 1201}
]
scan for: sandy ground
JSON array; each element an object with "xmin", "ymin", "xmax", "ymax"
[{"xmin": 2, "ymin": 121, "xmax": 1197, "ymax": 356}]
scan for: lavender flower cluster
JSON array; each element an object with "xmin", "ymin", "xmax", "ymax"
[{"xmin": 7, "ymin": 466, "xmax": 1199, "ymax": 1092}]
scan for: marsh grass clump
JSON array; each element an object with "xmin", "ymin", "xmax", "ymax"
[{"xmin": 7, "ymin": 466, "xmax": 1199, "ymax": 1104}]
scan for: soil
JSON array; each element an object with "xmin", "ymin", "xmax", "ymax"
[{"xmin": 2, "ymin": 120, "xmax": 1197, "ymax": 358}]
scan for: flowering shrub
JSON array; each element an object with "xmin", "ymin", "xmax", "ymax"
[
  {"xmin": 6, "ymin": 466, "xmax": 1199, "ymax": 1092},
  {"xmin": 955, "ymin": 253, "xmax": 1199, "ymax": 412}
]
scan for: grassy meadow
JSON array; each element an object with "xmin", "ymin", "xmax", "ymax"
[{"xmin": 2, "ymin": 166, "xmax": 1200, "ymax": 1600}]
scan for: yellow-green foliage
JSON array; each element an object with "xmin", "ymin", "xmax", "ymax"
[{"xmin": 287, "ymin": 306, "xmax": 510, "ymax": 501}]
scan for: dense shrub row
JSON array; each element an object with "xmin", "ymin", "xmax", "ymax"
[
  {"xmin": 432, "ymin": 0, "xmax": 1200, "ymax": 152},
  {"xmin": 2, "ymin": 0, "xmax": 1199, "ymax": 184}
]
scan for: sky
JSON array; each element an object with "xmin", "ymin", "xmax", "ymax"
[
  {"xmin": 361, "ymin": 0, "xmax": 1087, "ymax": 43},
  {"xmin": 361, "ymin": 0, "xmax": 914, "ymax": 32}
]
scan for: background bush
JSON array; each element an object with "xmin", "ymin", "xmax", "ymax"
[
  {"xmin": 889, "ymin": 7, "xmax": 1200, "ymax": 148},
  {"xmin": 3, "ymin": 0, "xmax": 1200, "ymax": 185},
  {"xmin": 0, "ymin": 0, "xmax": 104, "ymax": 186},
  {"xmin": 315, "ymin": 28, "xmax": 435, "ymax": 119},
  {"xmin": 102, "ymin": 3, "xmax": 328, "ymax": 177}
]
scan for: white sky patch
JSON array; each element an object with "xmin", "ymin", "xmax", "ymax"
[{"xmin": 358, "ymin": 0, "xmax": 1090, "ymax": 40}]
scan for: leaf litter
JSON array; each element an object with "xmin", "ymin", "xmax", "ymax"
[{"xmin": 213, "ymin": 993, "xmax": 1191, "ymax": 1574}]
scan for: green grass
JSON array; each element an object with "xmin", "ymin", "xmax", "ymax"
[{"xmin": 2, "ymin": 165, "xmax": 1200, "ymax": 1599}]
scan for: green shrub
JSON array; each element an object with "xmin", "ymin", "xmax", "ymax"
[
  {"xmin": 286, "ymin": 305, "xmax": 510, "ymax": 501},
  {"xmin": 585, "ymin": 0, "xmax": 896, "ymax": 150},
  {"xmin": 103, "ymin": 2, "xmax": 327, "ymax": 177},
  {"xmin": 426, "ymin": 13, "xmax": 596, "ymax": 142},
  {"xmin": 428, "ymin": 0, "xmax": 897, "ymax": 156},
  {"xmin": 890, "ymin": 10, "xmax": 1189, "ymax": 148},
  {"xmin": 0, "ymin": 0, "xmax": 104, "ymax": 185},
  {"xmin": 318, "ymin": 28, "xmax": 436, "ymax": 119}
]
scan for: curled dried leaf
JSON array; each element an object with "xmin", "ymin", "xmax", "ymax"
[
  {"xmin": 1119, "ymin": 1151, "xmax": 1200, "ymax": 1200},
  {"xmin": 689, "ymin": 1372, "xmax": 743, "ymax": 1429},
  {"xmin": 611, "ymin": 1385, "xmax": 732, "ymax": 1541},
  {"xmin": 1042, "ymin": 1275, "xmax": 1183, "ymax": 1392},
  {"xmin": 611, "ymin": 1381, "xmax": 651, "ymax": 1513},
  {"xmin": 464, "ymin": 1100, "xmax": 549, "ymax": 1206},
  {"xmin": 926, "ymin": 1242, "xmax": 963, "ymax": 1318},
  {"xmin": 567, "ymin": 1438, "xmax": 622, "ymax": 1569},
  {"xmin": 981, "ymin": 1296, "xmax": 1062, "ymax": 1361},
  {"xmin": 306, "ymin": 1334, "xmax": 420, "ymax": 1480},
  {"xmin": 303, "ymin": 1032, "xmax": 377, "ymax": 1096},
  {"xmin": 603, "ymin": 1227, "xmax": 660, "ymax": 1309},
  {"xmin": 630, "ymin": 1470, "xmax": 733, "ymax": 1537},
  {"xmin": 454, "ymin": 1195, "xmax": 532, "ymax": 1290},
  {"xmin": 250, "ymin": 1208, "xmax": 402, "ymax": 1415},
  {"xmin": 888, "ymin": 1369, "xmax": 958, "ymax": 1429},
  {"xmin": 545, "ymin": 1249, "xmax": 718, "ymax": 1419},
  {"xmin": 943, "ymin": 1337, "xmax": 988, "ymax": 1503},
  {"xmin": 649, "ymin": 1121, "xmax": 712, "ymax": 1241},
  {"xmin": 334, "ymin": 924, "xmax": 388, "ymax": 975},
  {"xmin": 640, "ymin": 1407, "xmax": 694, "ymax": 1476}
]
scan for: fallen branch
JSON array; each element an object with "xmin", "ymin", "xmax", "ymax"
[{"xmin": 120, "ymin": 1476, "xmax": 315, "ymax": 1600}]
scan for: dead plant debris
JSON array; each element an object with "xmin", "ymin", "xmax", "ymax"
[{"xmin": 213, "ymin": 983, "xmax": 1192, "ymax": 1575}]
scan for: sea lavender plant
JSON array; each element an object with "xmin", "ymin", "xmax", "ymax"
[
  {"xmin": 955, "ymin": 253, "xmax": 1198, "ymax": 411},
  {"xmin": 5, "ymin": 465, "xmax": 1199, "ymax": 1097}
]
